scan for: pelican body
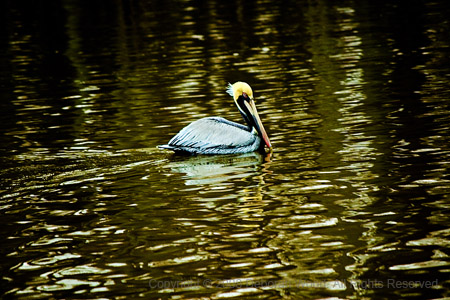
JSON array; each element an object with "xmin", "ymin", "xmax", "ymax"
[{"xmin": 159, "ymin": 82, "xmax": 272, "ymax": 155}]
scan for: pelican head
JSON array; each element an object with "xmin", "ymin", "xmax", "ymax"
[{"xmin": 226, "ymin": 82, "xmax": 272, "ymax": 150}]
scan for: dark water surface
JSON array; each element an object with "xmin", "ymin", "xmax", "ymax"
[{"xmin": 1, "ymin": 0, "xmax": 450, "ymax": 299}]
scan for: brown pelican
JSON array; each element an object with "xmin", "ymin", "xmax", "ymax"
[{"xmin": 159, "ymin": 81, "xmax": 272, "ymax": 155}]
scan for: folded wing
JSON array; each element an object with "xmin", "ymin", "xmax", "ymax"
[{"xmin": 161, "ymin": 117, "xmax": 257, "ymax": 154}]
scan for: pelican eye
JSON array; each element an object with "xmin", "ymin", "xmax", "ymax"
[{"xmin": 242, "ymin": 92, "xmax": 249, "ymax": 100}]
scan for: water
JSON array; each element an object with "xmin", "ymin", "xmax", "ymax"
[{"xmin": 1, "ymin": 0, "xmax": 449, "ymax": 299}]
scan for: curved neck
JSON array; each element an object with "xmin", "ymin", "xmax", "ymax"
[{"xmin": 236, "ymin": 96, "xmax": 255, "ymax": 131}]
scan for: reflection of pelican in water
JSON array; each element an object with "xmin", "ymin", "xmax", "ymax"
[
  {"xmin": 164, "ymin": 152, "xmax": 269, "ymax": 186},
  {"xmin": 159, "ymin": 82, "xmax": 272, "ymax": 155}
]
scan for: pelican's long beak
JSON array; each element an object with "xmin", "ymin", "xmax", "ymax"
[{"xmin": 243, "ymin": 99, "xmax": 272, "ymax": 150}]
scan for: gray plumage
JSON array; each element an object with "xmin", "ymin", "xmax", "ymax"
[
  {"xmin": 159, "ymin": 117, "xmax": 261, "ymax": 155},
  {"xmin": 159, "ymin": 81, "xmax": 272, "ymax": 155}
]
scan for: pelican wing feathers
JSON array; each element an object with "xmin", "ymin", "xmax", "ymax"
[{"xmin": 159, "ymin": 117, "xmax": 260, "ymax": 154}]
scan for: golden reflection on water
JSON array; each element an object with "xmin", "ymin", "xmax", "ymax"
[
  {"xmin": 1, "ymin": 0, "xmax": 450, "ymax": 299},
  {"xmin": 305, "ymin": 6, "xmax": 390, "ymax": 295}
]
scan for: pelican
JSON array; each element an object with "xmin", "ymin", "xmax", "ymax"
[{"xmin": 158, "ymin": 81, "xmax": 272, "ymax": 155}]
